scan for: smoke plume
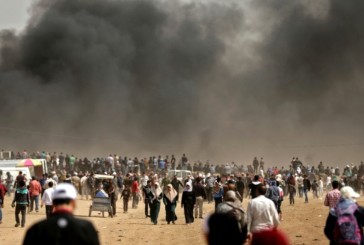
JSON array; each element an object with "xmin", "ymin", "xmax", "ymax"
[{"xmin": 1, "ymin": 0, "xmax": 364, "ymax": 166}]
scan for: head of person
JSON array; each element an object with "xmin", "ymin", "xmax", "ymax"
[
  {"xmin": 147, "ymin": 180, "xmax": 151, "ymax": 186},
  {"xmin": 19, "ymin": 171, "xmax": 23, "ymax": 175},
  {"xmin": 52, "ymin": 183, "xmax": 78, "ymax": 212},
  {"xmin": 340, "ymin": 186, "xmax": 360, "ymax": 201},
  {"xmin": 185, "ymin": 183, "xmax": 191, "ymax": 190},
  {"xmin": 253, "ymin": 175, "xmax": 259, "ymax": 182},
  {"xmin": 205, "ymin": 212, "xmax": 245, "ymax": 245},
  {"xmin": 225, "ymin": 190, "xmax": 237, "ymax": 202},
  {"xmin": 227, "ymin": 180, "xmax": 236, "ymax": 190},
  {"xmin": 48, "ymin": 181, "xmax": 54, "ymax": 188},
  {"xmin": 19, "ymin": 180, "xmax": 26, "ymax": 188},
  {"xmin": 256, "ymin": 184, "xmax": 266, "ymax": 196},
  {"xmin": 332, "ymin": 180, "xmax": 339, "ymax": 190},
  {"xmin": 31, "ymin": 176, "xmax": 36, "ymax": 181}
]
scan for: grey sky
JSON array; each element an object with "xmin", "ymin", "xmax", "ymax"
[{"xmin": 0, "ymin": 0, "xmax": 30, "ymax": 31}]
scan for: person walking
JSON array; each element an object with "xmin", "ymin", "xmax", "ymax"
[
  {"xmin": 5, "ymin": 172, "xmax": 13, "ymax": 197},
  {"xmin": 303, "ymin": 175, "xmax": 311, "ymax": 203},
  {"xmin": 213, "ymin": 181, "xmax": 224, "ymax": 211},
  {"xmin": 248, "ymin": 175, "xmax": 261, "ymax": 199},
  {"xmin": 246, "ymin": 184, "xmax": 280, "ymax": 238},
  {"xmin": 266, "ymin": 180, "xmax": 280, "ymax": 211},
  {"xmin": 80, "ymin": 174, "xmax": 90, "ymax": 200},
  {"xmin": 163, "ymin": 184, "xmax": 178, "ymax": 224},
  {"xmin": 216, "ymin": 190, "xmax": 247, "ymax": 240},
  {"xmin": 121, "ymin": 187, "xmax": 131, "ymax": 213},
  {"xmin": 29, "ymin": 176, "xmax": 42, "ymax": 213},
  {"xmin": 150, "ymin": 182, "xmax": 162, "ymax": 225},
  {"xmin": 324, "ymin": 186, "xmax": 364, "ymax": 245},
  {"xmin": 131, "ymin": 177, "xmax": 140, "ymax": 209},
  {"xmin": 287, "ymin": 174, "xmax": 296, "ymax": 205},
  {"xmin": 170, "ymin": 175, "xmax": 184, "ymax": 201},
  {"xmin": 41, "ymin": 182, "xmax": 54, "ymax": 218},
  {"xmin": 236, "ymin": 176, "xmax": 245, "ymax": 202},
  {"xmin": 106, "ymin": 180, "xmax": 117, "ymax": 216},
  {"xmin": 0, "ymin": 178, "xmax": 8, "ymax": 224},
  {"xmin": 205, "ymin": 174, "xmax": 214, "ymax": 204},
  {"xmin": 296, "ymin": 174, "xmax": 304, "ymax": 198},
  {"xmin": 11, "ymin": 180, "xmax": 30, "ymax": 227},
  {"xmin": 13, "ymin": 171, "xmax": 25, "ymax": 190},
  {"xmin": 193, "ymin": 177, "xmax": 207, "ymax": 219},
  {"xmin": 142, "ymin": 180, "xmax": 153, "ymax": 218},
  {"xmin": 23, "ymin": 183, "xmax": 100, "ymax": 244},
  {"xmin": 324, "ymin": 180, "xmax": 341, "ymax": 209},
  {"xmin": 181, "ymin": 182, "xmax": 196, "ymax": 224}
]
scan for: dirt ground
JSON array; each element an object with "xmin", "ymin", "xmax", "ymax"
[{"xmin": 1, "ymin": 192, "xmax": 362, "ymax": 245}]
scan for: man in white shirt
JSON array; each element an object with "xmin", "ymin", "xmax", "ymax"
[
  {"xmin": 326, "ymin": 175, "xmax": 332, "ymax": 192},
  {"xmin": 41, "ymin": 182, "xmax": 55, "ymax": 218},
  {"xmin": 247, "ymin": 184, "xmax": 279, "ymax": 238},
  {"xmin": 141, "ymin": 173, "xmax": 149, "ymax": 187},
  {"xmin": 44, "ymin": 174, "xmax": 57, "ymax": 190}
]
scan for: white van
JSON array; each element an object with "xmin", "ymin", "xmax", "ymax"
[
  {"xmin": 168, "ymin": 170, "xmax": 192, "ymax": 182},
  {"xmin": 0, "ymin": 159, "xmax": 48, "ymax": 176},
  {"xmin": 0, "ymin": 167, "xmax": 32, "ymax": 187}
]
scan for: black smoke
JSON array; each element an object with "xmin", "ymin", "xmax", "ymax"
[{"xmin": 1, "ymin": 0, "xmax": 364, "ymax": 166}]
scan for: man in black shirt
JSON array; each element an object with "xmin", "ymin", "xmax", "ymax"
[
  {"xmin": 193, "ymin": 177, "xmax": 207, "ymax": 219},
  {"xmin": 23, "ymin": 183, "xmax": 99, "ymax": 245}
]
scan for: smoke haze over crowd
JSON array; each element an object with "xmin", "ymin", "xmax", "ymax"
[{"xmin": 0, "ymin": 0, "xmax": 364, "ymax": 166}]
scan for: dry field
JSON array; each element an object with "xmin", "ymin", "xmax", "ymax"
[{"xmin": 1, "ymin": 192, "xmax": 361, "ymax": 245}]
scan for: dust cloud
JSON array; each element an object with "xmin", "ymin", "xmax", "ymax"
[{"xmin": 1, "ymin": 0, "xmax": 363, "ymax": 167}]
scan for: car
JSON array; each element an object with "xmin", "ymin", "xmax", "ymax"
[{"xmin": 168, "ymin": 170, "xmax": 192, "ymax": 182}]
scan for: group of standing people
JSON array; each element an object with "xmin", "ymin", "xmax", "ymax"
[{"xmin": 141, "ymin": 175, "xmax": 206, "ymax": 226}]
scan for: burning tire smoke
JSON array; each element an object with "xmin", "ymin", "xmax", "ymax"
[{"xmin": 1, "ymin": 0, "xmax": 364, "ymax": 165}]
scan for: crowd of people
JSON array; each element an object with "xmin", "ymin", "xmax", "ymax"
[{"xmin": 1, "ymin": 149, "xmax": 364, "ymax": 244}]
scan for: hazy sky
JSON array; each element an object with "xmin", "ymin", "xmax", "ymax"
[
  {"xmin": 0, "ymin": 0, "xmax": 31, "ymax": 31},
  {"xmin": 1, "ymin": 0, "xmax": 364, "ymax": 167}
]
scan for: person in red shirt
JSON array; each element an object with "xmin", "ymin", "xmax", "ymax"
[
  {"xmin": 29, "ymin": 176, "xmax": 42, "ymax": 212},
  {"xmin": 0, "ymin": 178, "xmax": 8, "ymax": 224},
  {"xmin": 131, "ymin": 177, "xmax": 140, "ymax": 209}
]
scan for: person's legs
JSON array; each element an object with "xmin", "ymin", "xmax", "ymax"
[
  {"xmin": 171, "ymin": 205, "xmax": 176, "ymax": 223},
  {"xmin": 20, "ymin": 205, "xmax": 26, "ymax": 227},
  {"xmin": 6, "ymin": 185, "xmax": 11, "ymax": 196},
  {"xmin": 154, "ymin": 202, "xmax": 160, "ymax": 224},
  {"xmin": 135, "ymin": 193, "xmax": 139, "ymax": 208},
  {"xmin": 45, "ymin": 205, "xmax": 52, "ymax": 218},
  {"xmin": 112, "ymin": 200, "xmax": 116, "ymax": 216},
  {"xmin": 144, "ymin": 199, "xmax": 149, "ymax": 217},
  {"xmin": 132, "ymin": 193, "xmax": 136, "ymax": 208},
  {"xmin": 123, "ymin": 199, "xmax": 128, "ymax": 212},
  {"xmin": 197, "ymin": 197, "xmax": 203, "ymax": 218},
  {"xmin": 0, "ymin": 203, "xmax": 2, "ymax": 223},
  {"xmin": 214, "ymin": 197, "xmax": 222, "ymax": 211},
  {"xmin": 29, "ymin": 196, "xmax": 34, "ymax": 212},
  {"xmin": 34, "ymin": 196, "xmax": 39, "ymax": 212},
  {"xmin": 15, "ymin": 205, "xmax": 21, "ymax": 226},
  {"xmin": 304, "ymin": 189, "xmax": 308, "ymax": 203}
]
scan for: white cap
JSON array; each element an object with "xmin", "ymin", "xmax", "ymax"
[
  {"xmin": 112, "ymin": 172, "xmax": 117, "ymax": 175},
  {"xmin": 341, "ymin": 186, "xmax": 360, "ymax": 200},
  {"xmin": 52, "ymin": 183, "xmax": 78, "ymax": 201}
]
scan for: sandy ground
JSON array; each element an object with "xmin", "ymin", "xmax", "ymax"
[{"xmin": 1, "ymin": 192, "xmax": 362, "ymax": 245}]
